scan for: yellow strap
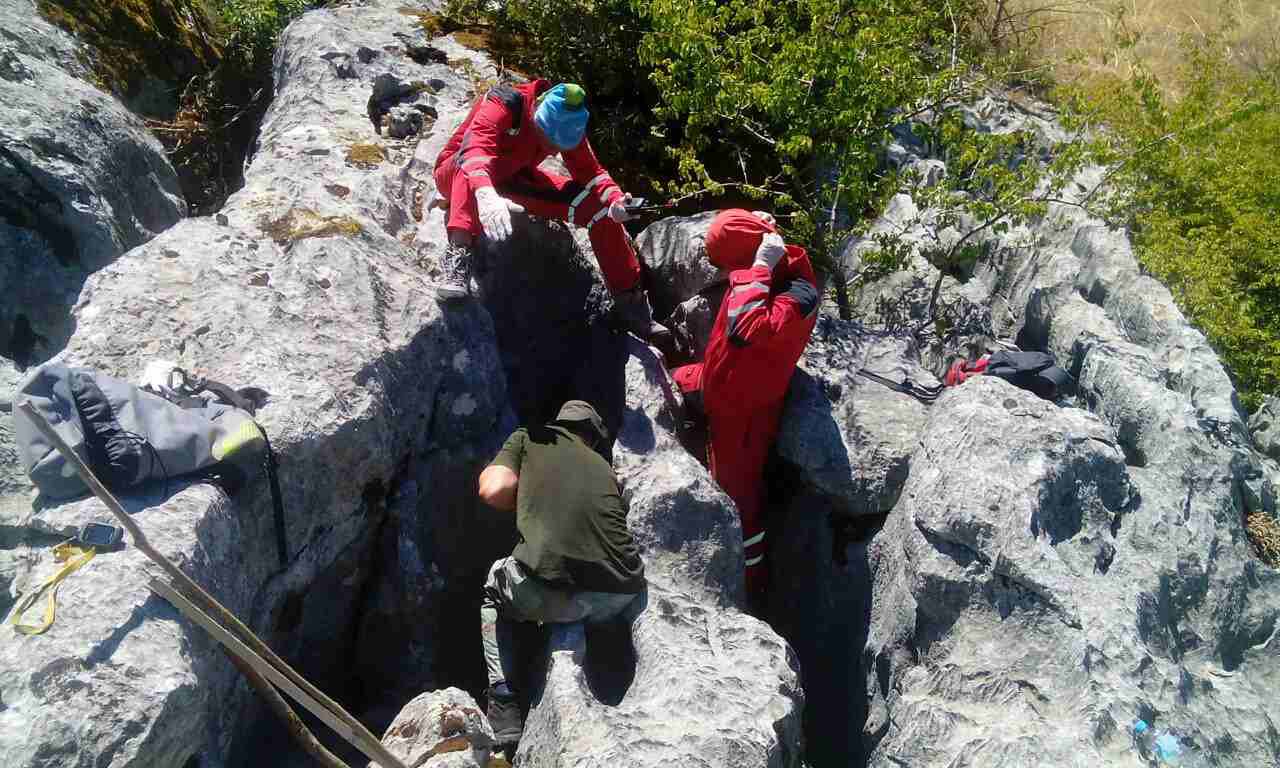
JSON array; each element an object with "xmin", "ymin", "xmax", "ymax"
[{"xmin": 8, "ymin": 541, "xmax": 96, "ymax": 635}]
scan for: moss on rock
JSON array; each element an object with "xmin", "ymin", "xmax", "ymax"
[
  {"xmin": 260, "ymin": 209, "xmax": 363, "ymax": 244},
  {"xmin": 38, "ymin": 0, "xmax": 222, "ymax": 117}
]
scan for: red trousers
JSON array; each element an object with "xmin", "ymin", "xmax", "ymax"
[
  {"xmin": 433, "ymin": 159, "xmax": 642, "ymax": 294},
  {"xmin": 673, "ymin": 363, "xmax": 779, "ymax": 594}
]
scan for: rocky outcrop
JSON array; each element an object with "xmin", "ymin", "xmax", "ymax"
[
  {"xmin": 1, "ymin": 5, "xmax": 806, "ymax": 768},
  {"xmin": 865, "ymin": 377, "xmax": 1135, "ymax": 763},
  {"xmin": 374, "ymin": 687, "xmax": 494, "ymax": 768},
  {"xmin": 1251, "ymin": 396, "xmax": 1280, "ymax": 461},
  {"xmin": 776, "ymin": 319, "xmax": 934, "ymax": 519},
  {"xmin": 0, "ymin": 4, "xmax": 510, "ymax": 766},
  {"xmin": 635, "ymin": 210, "xmax": 721, "ymax": 319},
  {"xmin": 0, "ymin": 0, "xmax": 185, "ymax": 367},
  {"xmin": 849, "ymin": 93, "xmax": 1280, "ymax": 767},
  {"xmin": 517, "ymin": 338, "xmax": 804, "ymax": 767}
]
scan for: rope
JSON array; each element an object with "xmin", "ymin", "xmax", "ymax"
[{"xmin": 8, "ymin": 541, "xmax": 97, "ymax": 635}]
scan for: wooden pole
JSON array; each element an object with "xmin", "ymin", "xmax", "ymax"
[
  {"xmin": 15, "ymin": 402, "xmax": 405, "ymax": 768},
  {"xmin": 222, "ymin": 650, "xmax": 353, "ymax": 768}
]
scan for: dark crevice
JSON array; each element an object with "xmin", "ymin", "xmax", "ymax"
[
  {"xmin": 0, "ymin": 144, "xmax": 78, "ymax": 266},
  {"xmin": 4, "ymin": 314, "xmax": 44, "ymax": 368}
]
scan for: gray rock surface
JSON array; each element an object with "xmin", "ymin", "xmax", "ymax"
[
  {"xmin": 864, "ymin": 378, "xmax": 1137, "ymax": 765},
  {"xmin": 0, "ymin": 4, "xmax": 511, "ymax": 766},
  {"xmin": 635, "ymin": 211, "xmax": 721, "ymax": 318},
  {"xmin": 373, "ymin": 687, "xmax": 494, "ymax": 768},
  {"xmin": 0, "ymin": 0, "xmax": 185, "ymax": 366},
  {"xmin": 847, "ymin": 91, "xmax": 1280, "ymax": 768},
  {"xmin": 1, "ymin": 8, "xmax": 808, "ymax": 768},
  {"xmin": 516, "ymin": 338, "xmax": 805, "ymax": 768},
  {"xmin": 1251, "ymin": 395, "xmax": 1280, "ymax": 461},
  {"xmin": 777, "ymin": 317, "xmax": 933, "ymax": 519}
]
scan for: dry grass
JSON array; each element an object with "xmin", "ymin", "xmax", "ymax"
[
  {"xmin": 1247, "ymin": 510, "xmax": 1280, "ymax": 567},
  {"xmin": 990, "ymin": 0, "xmax": 1280, "ymax": 93},
  {"xmin": 345, "ymin": 143, "xmax": 388, "ymax": 169},
  {"xmin": 260, "ymin": 209, "xmax": 363, "ymax": 244}
]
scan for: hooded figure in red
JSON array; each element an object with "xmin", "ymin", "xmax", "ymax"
[{"xmin": 671, "ymin": 209, "xmax": 819, "ymax": 594}]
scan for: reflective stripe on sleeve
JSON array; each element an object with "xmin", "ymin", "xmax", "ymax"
[
  {"xmin": 727, "ymin": 299, "xmax": 765, "ymax": 320},
  {"xmin": 587, "ymin": 207, "xmax": 611, "ymax": 228},
  {"xmin": 568, "ymin": 174, "xmax": 613, "ymax": 226},
  {"xmin": 733, "ymin": 281, "xmax": 770, "ymax": 295},
  {"xmin": 744, "ymin": 530, "xmax": 766, "ymax": 548},
  {"xmin": 745, "ymin": 554, "xmax": 765, "ymax": 567}
]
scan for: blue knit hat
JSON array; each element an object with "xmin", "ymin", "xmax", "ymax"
[{"xmin": 534, "ymin": 83, "xmax": 590, "ymax": 150}]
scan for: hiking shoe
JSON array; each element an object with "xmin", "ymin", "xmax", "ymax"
[
  {"xmin": 486, "ymin": 684, "xmax": 523, "ymax": 747},
  {"xmin": 435, "ymin": 243, "xmax": 473, "ymax": 300},
  {"xmin": 614, "ymin": 287, "xmax": 673, "ymax": 344}
]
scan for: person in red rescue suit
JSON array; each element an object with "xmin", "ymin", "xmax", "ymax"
[
  {"xmin": 432, "ymin": 80, "xmax": 669, "ymax": 342},
  {"xmin": 670, "ymin": 209, "xmax": 819, "ymax": 594}
]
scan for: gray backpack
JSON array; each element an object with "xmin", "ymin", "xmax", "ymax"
[{"xmin": 12, "ymin": 363, "xmax": 288, "ymax": 565}]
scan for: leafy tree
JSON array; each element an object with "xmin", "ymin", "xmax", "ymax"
[{"xmin": 1080, "ymin": 35, "xmax": 1280, "ymax": 410}]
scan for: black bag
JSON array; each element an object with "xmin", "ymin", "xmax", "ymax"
[{"xmin": 984, "ymin": 350, "xmax": 1074, "ymax": 400}]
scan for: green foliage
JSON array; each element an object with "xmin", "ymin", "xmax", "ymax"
[
  {"xmin": 455, "ymin": 0, "xmax": 1086, "ymax": 318},
  {"xmin": 636, "ymin": 0, "xmax": 979, "ymax": 225},
  {"xmin": 1081, "ymin": 36, "xmax": 1280, "ymax": 410},
  {"xmin": 216, "ymin": 0, "xmax": 312, "ymax": 65},
  {"xmin": 442, "ymin": 0, "xmax": 664, "ymax": 194}
]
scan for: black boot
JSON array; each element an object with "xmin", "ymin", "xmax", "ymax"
[
  {"xmin": 486, "ymin": 682, "xmax": 523, "ymax": 748},
  {"xmin": 614, "ymin": 287, "xmax": 673, "ymax": 346}
]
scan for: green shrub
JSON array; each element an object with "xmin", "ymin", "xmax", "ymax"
[
  {"xmin": 1081, "ymin": 37, "xmax": 1280, "ymax": 411},
  {"xmin": 458, "ymin": 0, "xmax": 1074, "ymax": 300},
  {"xmin": 636, "ymin": 0, "xmax": 980, "ymax": 223},
  {"xmin": 216, "ymin": 0, "xmax": 312, "ymax": 65}
]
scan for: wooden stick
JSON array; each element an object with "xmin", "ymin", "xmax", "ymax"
[
  {"xmin": 149, "ymin": 579, "xmax": 369, "ymax": 761},
  {"xmin": 222, "ymin": 650, "xmax": 353, "ymax": 768},
  {"xmin": 16, "ymin": 402, "xmax": 406, "ymax": 768}
]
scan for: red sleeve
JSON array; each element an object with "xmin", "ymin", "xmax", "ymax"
[
  {"xmin": 561, "ymin": 139, "xmax": 623, "ymax": 205},
  {"xmin": 723, "ymin": 250, "xmax": 820, "ymax": 347},
  {"xmin": 458, "ymin": 96, "xmax": 514, "ymax": 192}
]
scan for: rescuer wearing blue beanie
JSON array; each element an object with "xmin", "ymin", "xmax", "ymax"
[
  {"xmin": 534, "ymin": 83, "xmax": 590, "ymax": 150},
  {"xmin": 432, "ymin": 78, "xmax": 672, "ymax": 347}
]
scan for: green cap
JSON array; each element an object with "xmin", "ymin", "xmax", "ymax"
[{"xmin": 554, "ymin": 399, "xmax": 606, "ymax": 443}]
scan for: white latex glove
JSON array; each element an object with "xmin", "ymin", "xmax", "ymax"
[
  {"xmin": 608, "ymin": 194, "xmax": 636, "ymax": 223},
  {"xmin": 753, "ymin": 232, "xmax": 786, "ymax": 271},
  {"xmin": 751, "ymin": 210, "xmax": 776, "ymax": 227},
  {"xmin": 139, "ymin": 359, "xmax": 179, "ymax": 400},
  {"xmin": 475, "ymin": 186, "xmax": 524, "ymax": 243}
]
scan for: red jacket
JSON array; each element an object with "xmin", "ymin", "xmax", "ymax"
[
  {"xmin": 702, "ymin": 245, "xmax": 819, "ymax": 412},
  {"xmin": 436, "ymin": 79, "xmax": 624, "ymax": 205}
]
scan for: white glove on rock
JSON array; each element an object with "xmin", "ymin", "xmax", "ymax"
[
  {"xmin": 753, "ymin": 232, "xmax": 786, "ymax": 271},
  {"xmin": 139, "ymin": 359, "xmax": 179, "ymax": 399},
  {"xmin": 475, "ymin": 186, "xmax": 524, "ymax": 243}
]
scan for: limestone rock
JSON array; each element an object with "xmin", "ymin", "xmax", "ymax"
[
  {"xmin": 777, "ymin": 316, "xmax": 933, "ymax": 518},
  {"xmin": 374, "ymin": 687, "xmax": 493, "ymax": 768},
  {"xmin": 1251, "ymin": 396, "xmax": 1280, "ymax": 461},
  {"xmin": 864, "ymin": 378, "xmax": 1138, "ymax": 765},
  {"xmin": 0, "ymin": 4, "xmax": 511, "ymax": 766},
  {"xmin": 0, "ymin": 0, "xmax": 185, "ymax": 367},
  {"xmin": 635, "ymin": 211, "xmax": 722, "ymax": 319},
  {"xmin": 515, "ymin": 338, "xmax": 805, "ymax": 768},
  {"xmin": 850, "ymin": 91, "xmax": 1280, "ymax": 768}
]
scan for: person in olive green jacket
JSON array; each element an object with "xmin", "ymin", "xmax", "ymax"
[{"xmin": 476, "ymin": 400, "xmax": 645, "ymax": 750}]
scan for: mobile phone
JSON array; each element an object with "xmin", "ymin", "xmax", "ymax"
[
  {"xmin": 623, "ymin": 196, "xmax": 648, "ymax": 211},
  {"xmin": 79, "ymin": 522, "xmax": 124, "ymax": 549}
]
